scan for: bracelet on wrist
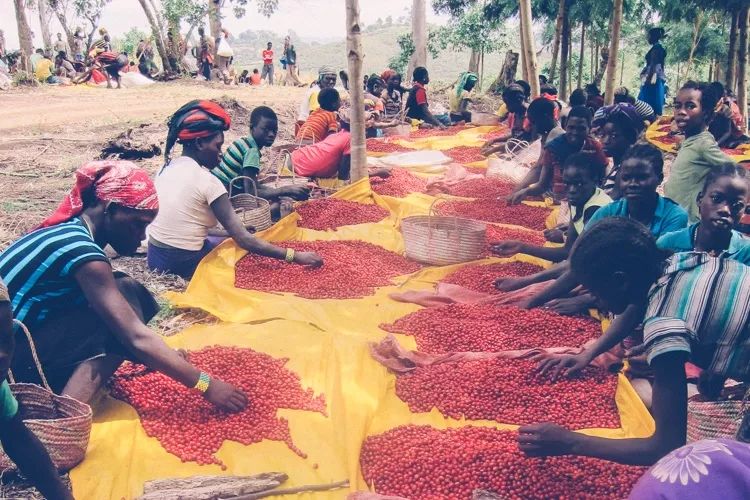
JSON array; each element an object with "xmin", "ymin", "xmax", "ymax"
[
  {"xmin": 193, "ymin": 371, "xmax": 211, "ymax": 393},
  {"xmin": 285, "ymin": 248, "xmax": 295, "ymax": 263}
]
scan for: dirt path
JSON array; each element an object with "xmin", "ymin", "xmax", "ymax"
[{"xmin": 1, "ymin": 81, "xmax": 307, "ymax": 136}]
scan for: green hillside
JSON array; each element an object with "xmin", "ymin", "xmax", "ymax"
[{"xmin": 231, "ymin": 24, "xmax": 509, "ymax": 87}]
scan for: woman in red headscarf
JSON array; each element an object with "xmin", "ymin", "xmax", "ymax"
[
  {"xmin": 0, "ymin": 160, "xmax": 248, "ymax": 412},
  {"xmin": 147, "ymin": 100, "xmax": 322, "ymax": 279}
]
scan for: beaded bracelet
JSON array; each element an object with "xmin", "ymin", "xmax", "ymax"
[
  {"xmin": 193, "ymin": 371, "xmax": 211, "ymax": 393},
  {"xmin": 285, "ymin": 248, "xmax": 295, "ymax": 263}
]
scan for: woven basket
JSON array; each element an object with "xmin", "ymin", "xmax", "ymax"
[
  {"xmin": 268, "ymin": 151, "xmax": 311, "ymax": 188},
  {"xmin": 401, "ymin": 201, "xmax": 487, "ymax": 266},
  {"xmin": 228, "ymin": 176, "xmax": 272, "ymax": 232},
  {"xmin": 0, "ymin": 320, "xmax": 92, "ymax": 472},
  {"xmin": 686, "ymin": 384, "xmax": 749, "ymax": 442},
  {"xmin": 383, "ymin": 124, "xmax": 411, "ymax": 137},
  {"xmin": 471, "ymin": 111, "xmax": 501, "ymax": 126}
]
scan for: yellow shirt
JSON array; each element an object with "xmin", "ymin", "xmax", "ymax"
[
  {"xmin": 35, "ymin": 58, "xmax": 54, "ymax": 81},
  {"xmin": 496, "ymin": 102, "xmax": 509, "ymax": 119}
]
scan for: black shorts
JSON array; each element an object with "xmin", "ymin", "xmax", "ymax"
[{"xmin": 10, "ymin": 272, "xmax": 159, "ymax": 393}]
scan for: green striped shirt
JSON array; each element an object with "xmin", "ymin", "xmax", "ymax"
[
  {"xmin": 212, "ymin": 135, "xmax": 261, "ymax": 188},
  {"xmin": 644, "ymin": 252, "xmax": 750, "ymax": 380}
]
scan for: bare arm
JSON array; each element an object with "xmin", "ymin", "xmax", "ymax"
[
  {"xmin": 74, "ymin": 262, "xmax": 247, "ymax": 411},
  {"xmin": 494, "ymin": 261, "xmax": 567, "ymax": 293},
  {"xmin": 419, "ymin": 103, "xmax": 445, "ymax": 128},
  {"xmin": 524, "ymin": 265, "xmax": 578, "ymax": 308},
  {"xmin": 520, "ymin": 351, "xmax": 687, "ymax": 465},
  {"xmin": 211, "ymin": 194, "xmax": 322, "ymax": 266}
]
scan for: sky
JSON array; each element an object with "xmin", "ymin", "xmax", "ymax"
[{"xmin": 1, "ymin": 0, "xmax": 450, "ymax": 50}]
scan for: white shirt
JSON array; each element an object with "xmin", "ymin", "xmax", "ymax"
[
  {"xmin": 298, "ymin": 84, "xmax": 320, "ymax": 121},
  {"xmin": 149, "ymin": 156, "xmax": 227, "ymax": 251}
]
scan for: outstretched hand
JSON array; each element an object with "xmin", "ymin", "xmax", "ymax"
[
  {"xmin": 517, "ymin": 423, "xmax": 576, "ymax": 457},
  {"xmin": 531, "ymin": 351, "xmax": 591, "ymax": 381},
  {"xmin": 490, "ymin": 240, "xmax": 525, "ymax": 257},
  {"xmin": 204, "ymin": 378, "xmax": 248, "ymax": 413}
]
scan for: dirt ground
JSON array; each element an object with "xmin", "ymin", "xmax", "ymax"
[{"xmin": 0, "ymin": 80, "xmax": 309, "ymax": 298}]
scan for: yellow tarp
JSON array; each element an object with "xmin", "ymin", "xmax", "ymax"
[
  {"xmin": 71, "ymin": 128, "xmax": 655, "ymax": 499},
  {"xmin": 645, "ymin": 116, "xmax": 750, "ymax": 162}
]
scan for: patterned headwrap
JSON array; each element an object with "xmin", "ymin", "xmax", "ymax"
[
  {"xmin": 36, "ymin": 160, "xmax": 158, "ymax": 229},
  {"xmin": 164, "ymin": 99, "xmax": 231, "ymax": 163},
  {"xmin": 592, "ymin": 103, "xmax": 645, "ymax": 133},
  {"xmin": 456, "ymin": 72, "xmax": 478, "ymax": 99}
]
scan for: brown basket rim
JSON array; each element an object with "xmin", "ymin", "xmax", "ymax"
[{"xmin": 9, "ymin": 383, "xmax": 93, "ymax": 420}]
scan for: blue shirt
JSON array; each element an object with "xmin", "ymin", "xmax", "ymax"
[
  {"xmin": 0, "ymin": 219, "xmax": 108, "ymax": 332},
  {"xmin": 585, "ymin": 195, "xmax": 688, "ymax": 239},
  {"xmin": 657, "ymin": 223, "xmax": 750, "ymax": 265}
]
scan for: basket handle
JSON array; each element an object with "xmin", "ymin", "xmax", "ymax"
[
  {"xmin": 425, "ymin": 199, "xmax": 460, "ymax": 262},
  {"xmin": 9, "ymin": 319, "xmax": 51, "ymax": 392},
  {"xmin": 229, "ymin": 176, "xmax": 258, "ymax": 198}
]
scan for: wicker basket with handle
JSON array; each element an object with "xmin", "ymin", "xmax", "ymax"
[
  {"xmin": 267, "ymin": 151, "xmax": 312, "ymax": 188},
  {"xmin": 686, "ymin": 383, "xmax": 749, "ymax": 442},
  {"xmin": 228, "ymin": 176, "xmax": 272, "ymax": 232},
  {"xmin": 401, "ymin": 200, "xmax": 487, "ymax": 266},
  {"xmin": 0, "ymin": 320, "xmax": 92, "ymax": 472}
]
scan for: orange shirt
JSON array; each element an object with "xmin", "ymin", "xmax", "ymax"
[
  {"xmin": 296, "ymin": 108, "xmax": 339, "ymax": 142},
  {"xmin": 250, "ymin": 73, "xmax": 261, "ymax": 85}
]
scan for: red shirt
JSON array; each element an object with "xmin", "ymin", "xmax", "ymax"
[
  {"xmin": 262, "ymin": 50, "xmax": 273, "ymax": 64},
  {"xmin": 413, "ymin": 82, "xmax": 427, "ymax": 106},
  {"xmin": 291, "ymin": 131, "xmax": 351, "ymax": 178}
]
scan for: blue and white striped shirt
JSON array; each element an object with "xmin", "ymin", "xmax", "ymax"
[
  {"xmin": 644, "ymin": 252, "xmax": 750, "ymax": 380},
  {"xmin": 0, "ymin": 219, "xmax": 108, "ymax": 331}
]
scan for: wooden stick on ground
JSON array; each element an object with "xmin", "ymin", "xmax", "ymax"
[{"xmin": 225, "ymin": 480, "xmax": 350, "ymax": 500}]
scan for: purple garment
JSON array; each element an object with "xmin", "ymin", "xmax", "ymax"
[
  {"xmin": 629, "ymin": 439, "xmax": 750, "ymax": 500},
  {"xmin": 147, "ymin": 238, "xmax": 224, "ymax": 279}
]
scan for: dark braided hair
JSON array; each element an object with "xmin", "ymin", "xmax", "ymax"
[
  {"xmin": 567, "ymin": 105, "xmax": 593, "ymax": 126},
  {"xmin": 366, "ymin": 75, "xmax": 385, "ymax": 95},
  {"xmin": 564, "ymin": 151, "xmax": 606, "ymax": 184},
  {"xmin": 701, "ymin": 161, "xmax": 747, "ymax": 193},
  {"xmin": 621, "ymin": 142, "xmax": 665, "ymax": 180},
  {"xmin": 570, "ymin": 217, "xmax": 668, "ymax": 298}
]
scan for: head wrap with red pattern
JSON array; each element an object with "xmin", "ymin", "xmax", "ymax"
[
  {"xmin": 36, "ymin": 160, "xmax": 158, "ymax": 229},
  {"xmin": 164, "ymin": 99, "xmax": 231, "ymax": 164}
]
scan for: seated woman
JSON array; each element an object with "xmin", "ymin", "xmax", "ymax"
[
  {"xmin": 518, "ymin": 217, "xmax": 750, "ymax": 466},
  {"xmin": 499, "ymin": 144, "xmax": 688, "ymax": 314},
  {"xmin": 508, "ymin": 106, "xmax": 608, "ymax": 205},
  {"xmin": 492, "ymin": 152, "xmax": 611, "ymax": 264},
  {"xmin": 594, "ymin": 103, "xmax": 646, "ymax": 198},
  {"xmin": 405, "ymin": 66, "xmax": 447, "ymax": 129},
  {"xmin": 537, "ymin": 162, "xmax": 750, "ymax": 379},
  {"xmin": 664, "ymin": 81, "xmax": 730, "ymax": 222},
  {"xmin": 449, "ymin": 71, "xmax": 478, "ymax": 123},
  {"xmin": 0, "ymin": 160, "xmax": 247, "ymax": 413},
  {"xmin": 481, "ymin": 84, "xmax": 532, "ymax": 156},
  {"xmin": 296, "ymin": 87, "xmax": 341, "ymax": 143},
  {"xmin": 708, "ymin": 81, "xmax": 750, "ymax": 149},
  {"xmin": 147, "ymin": 100, "xmax": 322, "ymax": 279}
]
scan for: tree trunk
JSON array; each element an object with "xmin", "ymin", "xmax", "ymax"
[
  {"xmin": 468, "ymin": 48, "xmax": 480, "ymax": 73},
  {"xmin": 714, "ymin": 59, "xmax": 722, "ymax": 83},
  {"xmin": 407, "ymin": 0, "xmax": 427, "ymax": 81},
  {"xmin": 208, "ymin": 0, "xmax": 222, "ymax": 40},
  {"xmin": 683, "ymin": 12, "xmax": 704, "ymax": 80},
  {"xmin": 479, "ymin": 49, "xmax": 485, "ymax": 90},
  {"xmin": 13, "ymin": 0, "xmax": 33, "ymax": 72},
  {"xmin": 519, "ymin": 19, "xmax": 529, "ymax": 82},
  {"xmin": 48, "ymin": 2, "xmax": 75, "ymax": 53},
  {"xmin": 594, "ymin": 40, "xmax": 600, "ymax": 75},
  {"xmin": 738, "ymin": 5, "xmax": 749, "ymax": 133},
  {"xmin": 567, "ymin": 24, "xmax": 573, "ymax": 96},
  {"xmin": 620, "ymin": 51, "xmax": 625, "ymax": 86},
  {"xmin": 577, "ymin": 23, "xmax": 585, "ymax": 89},
  {"xmin": 728, "ymin": 7, "xmax": 740, "ymax": 94},
  {"xmin": 489, "ymin": 50, "xmax": 519, "ymax": 93},
  {"xmin": 37, "ymin": 0, "xmax": 53, "ymax": 50},
  {"xmin": 594, "ymin": 47, "xmax": 608, "ymax": 88},
  {"xmin": 548, "ymin": 0, "xmax": 566, "ymax": 84},
  {"xmin": 137, "ymin": 0, "xmax": 174, "ymax": 72},
  {"xmin": 604, "ymin": 0, "xmax": 623, "ymax": 105},
  {"xmin": 559, "ymin": 7, "xmax": 570, "ymax": 100},
  {"xmin": 519, "ymin": 0, "xmax": 539, "ymax": 97},
  {"xmin": 589, "ymin": 34, "xmax": 594, "ymax": 83},
  {"xmin": 346, "ymin": 0, "xmax": 367, "ymax": 181}
]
